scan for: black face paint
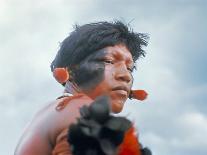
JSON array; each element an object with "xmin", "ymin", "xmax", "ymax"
[{"xmin": 72, "ymin": 49, "xmax": 107, "ymax": 91}]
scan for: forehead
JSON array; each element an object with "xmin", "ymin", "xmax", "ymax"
[{"xmin": 102, "ymin": 44, "xmax": 133, "ymax": 62}]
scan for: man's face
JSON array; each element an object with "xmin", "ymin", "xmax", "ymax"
[{"xmin": 83, "ymin": 44, "xmax": 134, "ymax": 113}]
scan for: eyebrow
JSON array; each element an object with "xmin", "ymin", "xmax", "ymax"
[
  {"xmin": 91, "ymin": 48, "xmax": 134, "ymax": 66},
  {"xmin": 87, "ymin": 49, "xmax": 107, "ymax": 60},
  {"xmin": 112, "ymin": 51, "xmax": 134, "ymax": 65}
]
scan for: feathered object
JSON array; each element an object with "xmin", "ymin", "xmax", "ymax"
[
  {"xmin": 53, "ymin": 68, "xmax": 69, "ymax": 84},
  {"xmin": 118, "ymin": 127, "xmax": 140, "ymax": 155},
  {"xmin": 67, "ymin": 95, "xmax": 152, "ymax": 155},
  {"xmin": 130, "ymin": 90, "xmax": 148, "ymax": 101}
]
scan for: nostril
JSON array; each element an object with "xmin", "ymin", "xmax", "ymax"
[{"xmin": 124, "ymin": 75, "xmax": 131, "ymax": 83}]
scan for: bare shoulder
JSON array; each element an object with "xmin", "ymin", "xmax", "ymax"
[
  {"xmin": 15, "ymin": 95, "xmax": 93, "ymax": 155},
  {"xmin": 30, "ymin": 94, "xmax": 93, "ymax": 144},
  {"xmin": 49, "ymin": 95, "xmax": 94, "ymax": 137}
]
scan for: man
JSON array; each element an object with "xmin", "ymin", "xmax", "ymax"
[{"xmin": 15, "ymin": 20, "xmax": 149, "ymax": 155}]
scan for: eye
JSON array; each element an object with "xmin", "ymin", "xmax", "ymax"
[
  {"xmin": 127, "ymin": 67, "xmax": 133, "ymax": 72},
  {"xmin": 103, "ymin": 59, "xmax": 114, "ymax": 64},
  {"xmin": 127, "ymin": 65, "xmax": 135, "ymax": 72}
]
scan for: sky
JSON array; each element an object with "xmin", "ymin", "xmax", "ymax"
[{"xmin": 0, "ymin": 0, "xmax": 207, "ymax": 155}]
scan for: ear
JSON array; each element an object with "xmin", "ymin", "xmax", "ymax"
[
  {"xmin": 129, "ymin": 90, "xmax": 148, "ymax": 101},
  {"xmin": 53, "ymin": 68, "xmax": 70, "ymax": 84}
]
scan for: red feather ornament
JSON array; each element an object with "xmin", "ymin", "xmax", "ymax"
[
  {"xmin": 53, "ymin": 68, "xmax": 69, "ymax": 84},
  {"xmin": 118, "ymin": 127, "xmax": 141, "ymax": 155},
  {"xmin": 130, "ymin": 90, "xmax": 148, "ymax": 101}
]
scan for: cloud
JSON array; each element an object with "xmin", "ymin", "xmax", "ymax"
[{"xmin": 0, "ymin": 0, "xmax": 207, "ymax": 155}]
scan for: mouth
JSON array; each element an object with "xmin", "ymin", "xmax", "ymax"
[{"xmin": 112, "ymin": 86, "xmax": 129, "ymax": 96}]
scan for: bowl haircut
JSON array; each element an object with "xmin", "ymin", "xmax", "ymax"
[{"xmin": 51, "ymin": 21, "xmax": 149, "ymax": 90}]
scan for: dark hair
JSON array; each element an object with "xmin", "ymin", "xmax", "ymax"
[{"xmin": 51, "ymin": 20, "xmax": 149, "ymax": 87}]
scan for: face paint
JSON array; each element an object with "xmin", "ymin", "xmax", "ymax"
[{"xmin": 72, "ymin": 49, "xmax": 106, "ymax": 91}]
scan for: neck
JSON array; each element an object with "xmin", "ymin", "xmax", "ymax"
[{"xmin": 64, "ymin": 81, "xmax": 81, "ymax": 95}]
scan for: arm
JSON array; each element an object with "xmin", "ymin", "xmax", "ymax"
[
  {"xmin": 15, "ymin": 127, "xmax": 52, "ymax": 155},
  {"xmin": 15, "ymin": 108, "xmax": 54, "ymax": 155}
]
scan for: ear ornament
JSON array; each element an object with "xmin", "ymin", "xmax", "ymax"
[{"xmin": 53, "ymin": 68, "xmax": 69, "ymax": 84}]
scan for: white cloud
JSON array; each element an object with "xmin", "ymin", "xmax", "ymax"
[{"xmin": 0, "ymin": 0, "xmax": 207, "ymax": 155}]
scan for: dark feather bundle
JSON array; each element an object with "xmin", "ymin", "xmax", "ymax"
[
  {"xmin": 67, "ymin": 96, "xmax": 131, "ymax": 155},
  {"xmin": 67, "ymin": 95, "xmax": 152, "ymax": 155}
]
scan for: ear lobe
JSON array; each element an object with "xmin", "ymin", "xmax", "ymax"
[
  {"xmin": 129, "ymin": 90, "xmax": 148, "ymax": 101},
  {"xmin": 53, "ymin": 68, "xmax": 70, "ymax": 84}
]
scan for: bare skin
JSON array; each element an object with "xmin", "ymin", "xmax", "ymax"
[
  {"xmin": 15, "ymin": 44, "xmax": 134, "ymax": 155},
  {"xmin": 15, "ymin": 95, "xmax": 93, "ymax": 155}
]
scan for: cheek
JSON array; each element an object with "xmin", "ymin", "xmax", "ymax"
[
  {"xmin": 103, "ymin": 66, "xmax": 115, "ymax": 84},
  {"xmin": 90, "ymin": 67, "xmax": 114, "ymax": 97},
  {"xmin": 73, "ymin": 62, "xmax": 105, "ymax": 90},
  {"xmin": 129, "ymin": 75, "xmax": 133, "ymax": 88}
]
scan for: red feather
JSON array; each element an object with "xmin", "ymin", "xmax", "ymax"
[
  {"xmin": 118, "ymin": 127, "xmax": 141, "ymax": 155},
  {"xmin": 131, "ymin": 90, "xmax": 148, "ymax": 101},
  {"xmin": 53, "ymin": 68, "xmax": 69, "ymax": 84}
]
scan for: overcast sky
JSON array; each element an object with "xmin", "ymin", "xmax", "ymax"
[{"xmin": 0, "ymin": 0, "xmax": 207, "ymax": 155}]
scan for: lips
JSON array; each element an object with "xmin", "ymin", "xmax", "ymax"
[{"xmin": 112, "ymin": 86, "xmax": 129, "ymax": 96}]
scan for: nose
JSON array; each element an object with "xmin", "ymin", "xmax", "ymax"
[{"xmin": 114, "ymin": 63, "xmax": 132, "ymax": 83}]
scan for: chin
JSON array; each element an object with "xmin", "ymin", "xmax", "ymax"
[{"xmin": 111, "ymin": 101, "xmax": 124, "ymax": 113}]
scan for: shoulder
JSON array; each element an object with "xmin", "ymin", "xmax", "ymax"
[
  {"xmin": 17, "ymin": 94, "xmax": 93, "ymax": 148},
  {"xmin": 39, "ymin": 94, "xmax": 94, "ymax": 144},
  {"xmin": 54, "ymin": 95, "xmax": 93, "ymax": 126}
]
